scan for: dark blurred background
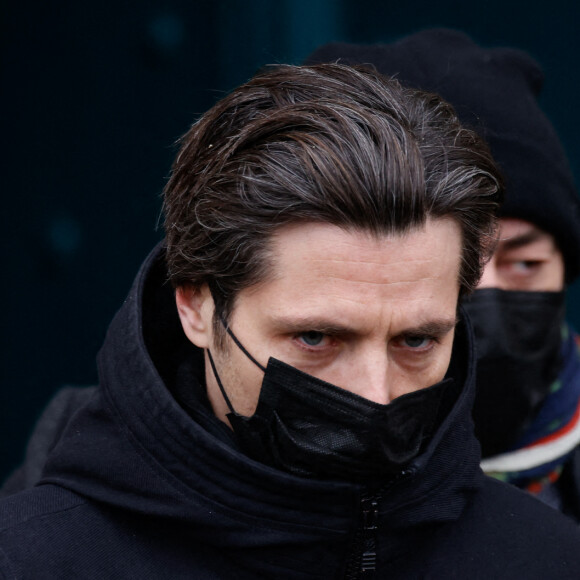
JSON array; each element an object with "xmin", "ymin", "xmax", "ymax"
[{"xmin": 2, "ymin": 0, "xmax": 580, "ymax": 482}]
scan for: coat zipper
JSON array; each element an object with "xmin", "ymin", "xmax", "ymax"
[
  {"xmin": 344, "ymin": 469, "xmax": 415, "ymax": 579},
  {"xmin": 359, "ymin": 494, "xmax": 380, "ymax": 575}
]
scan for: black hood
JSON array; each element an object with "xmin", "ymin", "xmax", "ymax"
[{"xmin": 39, "ymin": 244, "xmax": 483, "ymax": 575}]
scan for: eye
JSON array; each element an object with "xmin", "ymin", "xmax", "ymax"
[
  {"xmin": 512, "ymin": 260, "xmax": 539, "ymax": 271},
  {"xmin": 297, "ymin": 331, "xmax": 326, "ymax": 347},
  {"xmin": 501, "ymin": 259, "xmax": 542, "ymax": 275},
  {"xmin": 402, "ymin": 335, "xmax": 432, "ymax": 349}
]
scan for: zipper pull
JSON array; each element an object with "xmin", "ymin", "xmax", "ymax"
[{"xmin": 360, "ymin": 497, "xmax": 379, "ymax": 574}]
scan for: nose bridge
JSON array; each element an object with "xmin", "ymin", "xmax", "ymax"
[
  {"xmin": 478, "ymin": 258, "xmax": 501, "ymax": 289},
  {"xmin": 349, "ymin": 344, "xmax": 391, "ymax": 405}
]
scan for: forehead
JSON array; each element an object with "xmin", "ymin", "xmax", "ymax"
[
  {"xmin": 269, "ymin": 219, "xmax": 459, "ymax": 277},
  {"xmin": 497, "ymin": 218, "xmax": 557, "ymax": 250},
  {"xmin": 238, "ymin": 219, "xmax": 462, "ymax": 329}
]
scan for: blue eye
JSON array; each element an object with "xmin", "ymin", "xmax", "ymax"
[
  {"xmin": 404, "ymin": 336, "xmax": 431, "ymax": 349},
  {"xmin": 299, "ymin": 331, "xmax": 325, "ymax": 346},
  {"xmin": 512, "ymin": 260, "xmax": 541, "ymax": 273}
]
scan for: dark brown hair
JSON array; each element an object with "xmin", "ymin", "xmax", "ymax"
[{"xmin": 163, "ymin": 63, "xmax": 503, "ymax": 332}]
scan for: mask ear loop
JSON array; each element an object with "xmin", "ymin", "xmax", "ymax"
[
  {"xmin": 221, "ymin": 322, "xmax": 267, "ymax": 372},
  {"xmin": 206, "ymin": 349, "xmax": 237, "ymax": 415},
  {"xmin": 206, "ymin": 314, "xmax": 267, "ymax": 416}
]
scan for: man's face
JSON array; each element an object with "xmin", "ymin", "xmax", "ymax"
[
  {"xmin": 177, "ymin": 219, "xmax": 462, "ymax": 424},
  {"xmin": 478, "ymin": 218, "xmax": 565, "ymax": 291}
]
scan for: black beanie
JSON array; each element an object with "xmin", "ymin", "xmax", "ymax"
[{"xmin": 306, "ymin": 29, "xmax": 580, "ymax": 281}]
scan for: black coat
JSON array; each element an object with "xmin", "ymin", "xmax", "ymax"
[{"xmin": 2, "ymin": 246, "xmax": 580, "ymax": 579}]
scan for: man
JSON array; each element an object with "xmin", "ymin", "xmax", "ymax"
[
  {"xmin": 1, "ymin": 62, "xmax": 580, "ymax": 579},
  {"xmin": 307, "ymin": 29, "xmax": 580, "ymax": 520}
]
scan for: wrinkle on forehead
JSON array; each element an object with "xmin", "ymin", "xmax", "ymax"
[
  {"xmin": 319, "ymin": 275, "xmax": 442, "ymax": 288},
  {"xmin": 241, "ymin": 219, "xmax": 462, "ymax": 314}
]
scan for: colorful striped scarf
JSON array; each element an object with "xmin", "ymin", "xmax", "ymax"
[{"xmin": 481, "ymin": 325, "xmax": 580, "ymax": 494}]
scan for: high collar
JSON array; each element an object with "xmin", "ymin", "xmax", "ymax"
[{"xmin": 41, "ymin": 243, "xmax": 483, "ymax": 542}]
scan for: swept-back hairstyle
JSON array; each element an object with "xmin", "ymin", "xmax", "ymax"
[{"xmin": 163, "ymin": 63, "xmax": 503, "ymax": 331}]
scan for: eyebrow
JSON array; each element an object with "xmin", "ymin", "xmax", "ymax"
[
  {"xmin": 269, "ymin": 317, "xmax": 357, "ymax": 336},
  {"xmin": 403, "ymin": 318, "xmax": 458, "ymax": 337},
  {"xmin": 269, "ymin": 315, "xmax": 458, "ymax": 337},
  {"xmin": 499, "ymin": 228, "xmax": 547, "ymax": 252}
]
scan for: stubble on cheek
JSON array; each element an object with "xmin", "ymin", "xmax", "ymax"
[{"xmin": 206, "ymin": 344, "xmax": 264, "ymax": 420}]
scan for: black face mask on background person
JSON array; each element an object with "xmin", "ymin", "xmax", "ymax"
[
  {"xmin": 462, "ymin": 288, "xmax": 566, "ymax": 458},
  {"xmin": 207, "ymin": 324, "xmax": 451, "ymax": 484}
]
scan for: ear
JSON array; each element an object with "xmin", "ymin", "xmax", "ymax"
[{"xmin": 175, "ymin": 284, "xmax": 214, "ymax": 349}]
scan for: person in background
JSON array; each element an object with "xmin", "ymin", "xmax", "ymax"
[
  {"xmin": 307, "ymin": 28, "xmax": 580, "ymax": 521},
  {"xmin": 0, "ymin": 386, "xmax": 96, "ymax": 497}
]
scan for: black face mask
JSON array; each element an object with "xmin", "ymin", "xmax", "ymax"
[
  {"xmin": 207, "ymin": 325, "xmax": 451, "ymax": 483},
  {"xmin": 462, "ymin": 288, "xmax": 566, "ymax": 458}
]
